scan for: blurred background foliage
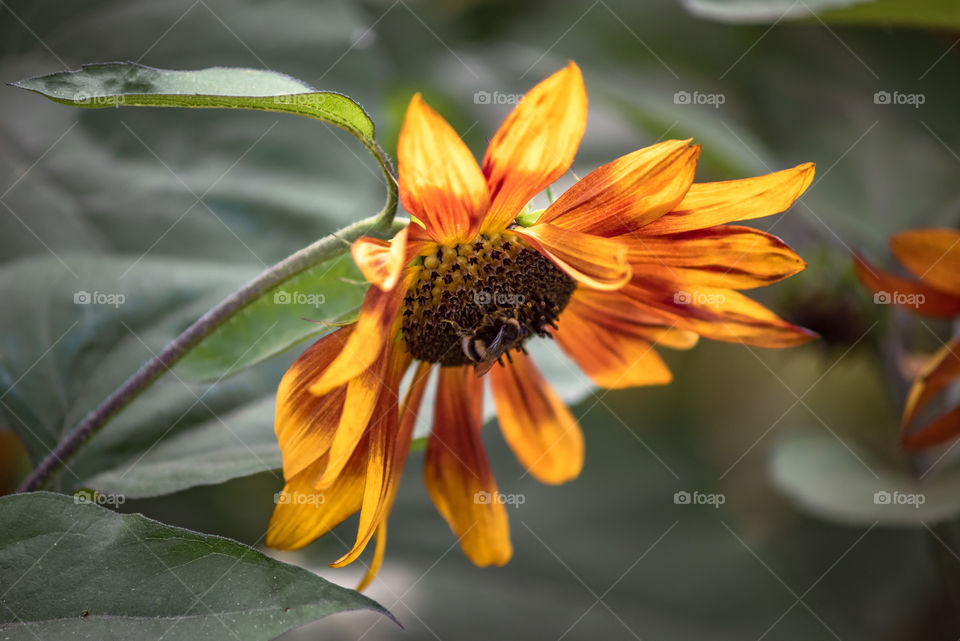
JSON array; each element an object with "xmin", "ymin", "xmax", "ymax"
[{"xmin": 2, "ymin": 0, "xmax": 960, "ymax": 639}]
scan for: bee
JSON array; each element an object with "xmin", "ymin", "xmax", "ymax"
[{"xmin": 461, "ymin": 317, "xmax": 528, "ymax": 376}]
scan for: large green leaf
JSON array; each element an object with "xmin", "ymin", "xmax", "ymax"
[
  {"xmin": 11, "ymin": 62, "xmax": 375, "ymax": 140},
  {"xmin": 682, "ymin": 0, "xmax": 960, "ymax": 29},
  {"xmin": 176, "ymin": 253, "xmax": 366, "ymax": 381},
  {"xmin": 771, "ymin": 429, "xmax": 960, "ymax": 525},
  {"xmin": 0, "ymin": 493, "xmax": 391, "ymax": 640}
]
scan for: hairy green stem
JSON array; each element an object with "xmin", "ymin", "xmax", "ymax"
[{"xmin": 17, "ymin": 207, "xmax": 402, "ymax": 493}]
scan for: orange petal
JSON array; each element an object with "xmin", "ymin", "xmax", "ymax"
[
  {"xmin": 309, "ymin": 271, "xmax": 410, "ymax": 396},
  {"xmin": 568, "ymin": 289, "xmax": 700, "ymax": 350},
  {"xmin": 515, "ymin": 224, "xmax": 630, "ymax": 290},
  {"xmin": 853, "ymin": 254, "xmax": 960, "ymax": 317},
  {"xmin": 890, "ymin": 228, "xmax": 960, "ymax": 298},
  {"xmin": 537, "ymin": 141, "xmax": 700, "ymax": 236},
  {"xmin": 424, "ymin": 366, "xmax": 512, "ymax": 567},
  {"xmin": 624, "ymin": 225, "xmax": 806, "ymax": 290},
  {"xmin": 901, "ymin": 407, "xmax": 960, "ymax": 450},
  {"xmin": 622, "ymin": 276, "xmax": 816, "ymax": 347},
  {"xmin": 900, "ymin": 338, "xmax": 960, "ymax": 449},
  {"xmin": 265, "ymin": 448, "xmax": 365, "ymax": 550},
  {"xmin": 490, "ymin": 350, "xmax": 584, "ymax": 484},
  {"xmin": 351, "ymin": 227, "xmax": 412, "ymax": 291},
  {"xmin": 398, "ymin": 94, "xmax": 489, "ymax": 243},
  {"xmin": 356, "ymin": 520, "xmax": 388, "ymax": 592},
  {"xmin": 331, "ymin": 345, "xmax": 412, "ymax": 567},
  {"xmin": 274, "ymin": 327, "xmax": 353, "ymax": 480},
  {"xmin": 641, "ymin": 163, "xmax": 815, "ymax": 235},
  {"xmin": 554, "ymin": 293, "xmax": 675, "ymax": 389},
  {"xmin": 481, "ymin": 62, "xmax": 587, "ymax": 234}
]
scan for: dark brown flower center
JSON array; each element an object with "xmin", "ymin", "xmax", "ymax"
[{"xmin": 401, "ymin": 232, "xmax": 576, "ymax": 367}]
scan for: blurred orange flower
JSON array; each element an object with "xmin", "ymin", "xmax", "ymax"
[
  {"xmin": 266, "ymin": 62, "xmax": 815, "ymax": 588},
  {"xmin": 855, "ymin": 228, "xmax": 960, "ymax": 449}
]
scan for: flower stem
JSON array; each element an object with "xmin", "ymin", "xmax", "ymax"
[{"xmin": 17, "ymin": 208, "xmax": 402, "ymax": 493}]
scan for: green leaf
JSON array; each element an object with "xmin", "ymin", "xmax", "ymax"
[
  {"xmin": 771, "ymin": 429, "xmax": 960, "ymax": 525},
  {"xmin": 682, "ymin": 0, "xmax": 960, "ymax": 29},
  {"xmin": 11, "ymin": 62, "xmax": 375, "ymax": 140},
  {"xmin": 176, "ymin": 253, "xmax": 366, "ymax": 382},
  {"xmin": 0, "ymin": 493, "xmax": 392, "ymax": 640}
]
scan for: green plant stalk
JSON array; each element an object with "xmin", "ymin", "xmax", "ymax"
[{"xmin": 17, "ymin": 206, "xmax": 402, "ymax": 493}]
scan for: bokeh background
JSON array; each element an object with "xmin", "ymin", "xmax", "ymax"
[{"xmin": 2, "ymin": 0, "xmax": 960, "ymax": 639}]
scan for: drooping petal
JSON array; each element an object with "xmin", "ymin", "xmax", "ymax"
[
  {"xmin": 554, "ymin": 292, "xmax": 675, "ymax": 389},
  {"xmin": 265, "ymin": 449, "xmax": 365, "ymax": 550},
  {"xmin": 515, "ymin": 223, "xmax": 630, "ymax": 290},
  {"xmin": 399, "ymin": 94, "xmax": 489, "ymax": 243},
  {"xmin": 854, "ymin": 254, "xmax": 960, "ymax": 317},
  {"xmin": 567, "ymin": 289, "xmax": 700, "ymax": 350},
  {"xmin": 481, "ymin": 62, "xmax": 587, "ymax": 234},
  {"xmin": 624, "ymin": 225, "xmax": 806, "ymax": 290},
  {"xmin": 490, "ymin": 350, "xmax": 584, "ymax": 484},
  {"xmin": 424, "ymin": 366, "xmax": 512, "ymax": 567},
  {"xmin": 332, "ymin": 345, "xmax": 412, "ymax": 568},
  {"xmin": 890, "ymin": 228, "xmax": 960, "ymax": 298},
  {"xmin": 622, "ymin": 275, "xmax": 816, "ymax": 347},
  {"xmin": 351, "ymin": 227, "xmax": 412, "ymax": 291},
  {"xmin": 537, "ymin": 140, "xmax": 700, "ymax": 236},
  {"xmin": 274, "ymin": 326, "xmax": 353, "ymax": 480},
  {"xmin": 309, "ymin": 271, "xmax": 411, "ymax": 396},
  {"xmin": 641, "ymin": 163, "xmax": 815, "ymax": 235},
  {"xmin": 356, "ymin": 521, "xmax": 388, "ymax": 592},
  {"xmin": 900, "ymin": 338, "xmax": 960, "ymax": 449}
]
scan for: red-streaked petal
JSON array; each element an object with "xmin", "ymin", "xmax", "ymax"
[
  {"xmin": 625, "ymin": 225, "xmax": 806, "ymax": 289},
  {"xmin": 554, "ymin": 293, "xmax": 675, "ymax": 389},
  {"xmin": 274, "ymin": 326, "xmax": 352, "ymax": 480},
  {"xmin": 568, "ymin": 289, "xmax": 700, "ymax": 350},
  {"xmin": 515, "ymin": 224, "xmax": 630, "ymax": 290},
  {"xmin": 309, "ymin": 271, "xmax": 411, "ymax": 396},
  {"xmin": 901, "ymin": 338, "xmax": 960, "ymax": 449},
  {"xmin": 490, "ymin": 351, "xmax": 584, "ymax": 484},
  {"xmin": 622, "ymin": 276, "xmax": 816, "ymax": 347},
  {"xmin": 399, "ymin": 94, "xmax": 489, "ymax": 243},
  {"xmin": 854, "ymin": 254, "xmax": 960, "ymax": 317},
  {"xmin": 538, "ymin": 140, "xmax": 700, "ymax": 235},
  {"xmin": 424, "ymin": 366, "xmax": 512, "ymax": 567},
  {"xmin": 890, "ymin": 228, "xmax": 960, "ymax": 298},
  {"xmin": 265, "ymin": 449, "xmax": 364, "ymax": 550},
  {"xmin": 641, "ymin": 163, "xmax": 815, "ymax": 235},
  {"xmin": 481, "ymin": 62, "xmax": 587, "ymax": 234}
]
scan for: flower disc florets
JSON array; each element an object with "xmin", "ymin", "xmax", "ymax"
[{"xmin": 402, "ymin": 232, "xmax": 576, "ymax": 367}]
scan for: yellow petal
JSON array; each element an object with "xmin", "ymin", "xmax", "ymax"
[
  {"xmin": 642, "ymin": 163, "xmax": 815, "ymax": 235},
  {"xmin": 424, "ymin": 366, "xmax": 512, "ymax": 567},
  {"xmin": 515, "ymin": 224, "xmax": 630, "ymax": 291},
  {"xmin": 481, "ymin": 62, "xmax": 587, "ymax": 234},
  {"xmin": 490, "ymin": 350, "xmax": 584, "ymax": 484},
  {"xmin": 538, "ymin": 140, "xmax": 699, "ymax": 236},
  {"xmin": 274, "ymin": 327, "xmax": 352, "ymax": 480},
  {"xmin": 399, "ymin": 94, "xmax": 489, "ymax": 244},
  {"xmin": 351, "ymin": 227, "xmax": 411, "ymax": 291}
]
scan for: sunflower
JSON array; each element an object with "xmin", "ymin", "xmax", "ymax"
[
  {"xmin": 855, "ymin": 228, "xmax": 960, "ymax": 449},
  {"xmin": 265, "ymin": 62, "xmax": 815, "ymax": 588}
]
